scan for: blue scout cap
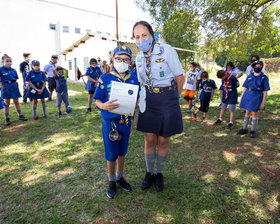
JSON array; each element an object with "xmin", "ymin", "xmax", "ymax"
[
  {"xmin": 113, "ymin": 46, "xmax": 132, "ymax": 58},
  {"xmin": 252, "ymin": 60, "xmax": 263, "ymax": 66},
  {"xmin": 31, "ymin": 60, "xmax": 40, "ymax": 66}
]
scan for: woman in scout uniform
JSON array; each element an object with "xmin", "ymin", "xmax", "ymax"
[
  {"xmin": 26, "ymin": 60, "xmax": 50, "ymax": 119},
  {"xmin": 85, "ymin": 58, "xmax": 102, "ymax": 113},
  {"xmin": 93, "ymin": 46, "xmax": 139, "ymax": 199},
  {"xmin": 238, "ymin": 61, "xmax": 270, "ymax": 138},
  {"xmin": 0, "ymin": 55, "xmax": 28, "ymax": 125},
  {"xmin": 133, "ymin": 21, "xmax": 185, "ymax": 192}
]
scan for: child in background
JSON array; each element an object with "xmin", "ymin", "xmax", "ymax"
[
  {"xmin": 0, "ymin": 55, "xmax": 28, "ymax": 125},
  {"xmin": 26, "ymin": 60, "xmax": 50, "ymax": 119},
  {"xmin": 184, "ymin": 62, "xmax": 200, "ymax": 113},
  {"xmin": 54, "ymin": 66, "xmax": 71, "ymax": 116},
  {"xmin": 238, "ymin": 61, "xmax": 270, "ymax": 138},
  {"xmin": 0, "ymin": 95, "xmax": 7, "ymax": 129},
  {"xmin": 85, "ymin": 58, "xmax": 102, "ymax": 113},
  {"xmin": 192, "ymin": 71, "xmax": 217, "ymax": 123},
  {"xmin": 194, "ymin": 63, "xmax": 204, "ymax": 102},
  {"xmin": 214, "ymin": 70, "xmax": 239, "ymax": 129},
  {"xmin": 19, "ymin": 53, "xmax": 31, "ymax": 104}
]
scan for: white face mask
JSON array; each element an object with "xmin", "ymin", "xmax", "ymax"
[
  {"xmin": 114, "ymin": 61, "xmax": 129, "ymax": 74},
  {"xmin": 33, "ymin": 66, "xmax": 40, "ymax": 71},
  {"xmin": 4, "ymin": 62, "xmax": 12, "ymax": 68}
]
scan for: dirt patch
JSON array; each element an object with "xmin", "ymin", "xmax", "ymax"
[{"xmin": 4, "ymin": 120, "xmax": 36, "ymax": 137}]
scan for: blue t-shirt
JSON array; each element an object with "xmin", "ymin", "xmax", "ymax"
[
  {"xmin": 242, "ymin": 72, "xmax": 270, "ymax": 91},
  {"xmin": 93, "ymin": 69, "xmax": 140, "ymax": 120},
  {"xmin": 55, "ymin": 74, "xmax": 68, "ymax": 93},
  {"xmin": 199, "ymin": 79, "xmax": 217, "ymax": 101},
  {"xmin": 19, "ymin": 61, "xmax": 30, "ymax": 80},
  {"xmin": 26, "ymin": 70, "xmax": 48, "ymax": 88},
  {"xmin": 219, "ymin": 75, "xmax": 239, "ymax": 104},
  {"xmin": 0, "ymin": 66, "xmax": 18, "ymax": 82}
]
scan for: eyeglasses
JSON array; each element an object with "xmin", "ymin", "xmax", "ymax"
[{"xmin": 115, "ymin": 57, "xmax": 131, "ymax": 64}]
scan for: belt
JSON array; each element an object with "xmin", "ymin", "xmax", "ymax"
[
  {"xmin": 145, "ymin": 84, "xmax": 176, "ymax": 94},
  {"xmin": 3, "ymin": 81, "xmax": 16, "ymax": 83},
  {"xmin": 249, "ymin": 88, "xmax": 262, "ymax": 92},
  {"xmin": 33, "ymin": 82, "xmax": 42, "ymax": 85}
]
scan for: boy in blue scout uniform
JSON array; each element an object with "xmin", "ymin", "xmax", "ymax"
[
  {"xmin": 54, "ymin": 66, "xmax": 71, "ymax": 116},
  {"xmin": 192, "ymin": 71, "xmax": 217, "ymax": 123},
  {"xmin": 85, "ymin": 58, "xmax": 102, "ymax": 113},
  {"xmin": 0, "ymin": 55, "xmax": 28, "ymax": 125},
  {"xmin": 26, "ymin": 60, "xmax": 50, "ymax": 119},
  {"xmin": 214, "ymin": 70, "xmax": 239, "ymax": 129},
  {"xmin": 19, "ymin": 53, "xmax": 31, "ymax": 103},
  {"xmin": 93, "ymin": 45, "xmax": 139, "ymax": 199},
  {"xmin": 238, "ymin": 61, "xmax": 270, "ymax": 138}
]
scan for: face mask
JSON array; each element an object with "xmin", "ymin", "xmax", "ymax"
[
  {"xmin": 4, "ymin": 62, "xmax": 12, "ymax": 68},
  {"xmin": 254, "ymin": 67, "xmax": 262, "ymax": 73},
  {"xmin": 33, "ymin": 66, "xmax": 40, "ymax": 71},
  {"xmin": 114, "ymin": 61, "xmax": 129, "ymax": 73},
  {"xmin": 251, "ymin": 60, "xmax": 256, "ymax": 63},
  {"xmin": 91, "ymin": 65, "xmax": 96, "ymax": 68},
  {"xmin": 27, "ymin": 58, "xmax": 31, "ymax": 62},
  {"xmin": 136, "ymin": 35, "xmax": 154, "ymax": 52}
]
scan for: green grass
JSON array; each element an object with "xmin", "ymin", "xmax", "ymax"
[{"xmin": 0, "ymin": 74, "xmax": 279, "ymax": 224}]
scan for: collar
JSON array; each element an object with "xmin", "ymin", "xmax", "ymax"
[{"xmin": 110, "ymin": 70, "xmax": 131, "ymax": 82}]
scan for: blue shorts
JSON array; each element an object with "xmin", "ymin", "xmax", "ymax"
[{"xmin": 102, "ymin": 119, "xmax": 131, "ymax": 162}]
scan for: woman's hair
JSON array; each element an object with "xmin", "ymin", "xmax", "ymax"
[
  {"xmin": 132, "ymin": 21, "xmax": 155, "ymax": 40},
  {"xmin": 217, "ymin": 70, "xmax": 227, "ymax": 78},
  {"xmin": 201, "ymin": 71, "xmax": 209, "ymax": 79},
  {"xmin": 226, "ymin": 61, "xmax": 235, "ymax": 69}
]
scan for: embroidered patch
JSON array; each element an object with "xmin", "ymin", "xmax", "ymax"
[
  {"xmin": 155, "ymin": 58, "xmax": 165, "ymax": 63},
  {"xmin": 98, "ymin": 78, "xmax": 103, "ymax": 84},
  {"xmin": 128, "ymin": 89, "xmax": 134, "ymax": 95},
  {"xmin": 100, "ymin": 85, "xmax": 104, "ymax": 89},
  {"xmin": 107, "ymin": 84, "xmax": 111, "ymax": 88}
]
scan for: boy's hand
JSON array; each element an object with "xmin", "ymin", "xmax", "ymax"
[
  {"xmin": 259, "ymin": 103, "xmax": 265, "ymax": 110},
  {"xmin": 37, "ymin": 89, "xmax": 43, "ymax": 95},
  {"xmin": 102, "ymin": 99, "xmax": 119, "ymax": 110},
  {"xmin": 130, "ymin": 119, "xmax": 134, "ymax": 136}
]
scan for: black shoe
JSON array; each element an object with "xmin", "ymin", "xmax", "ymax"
[
  {"xmin": 33, "ymin": 115, "xmax": 39, "ymax": 120},
  {"xmin": 155, "ymin": 173, "xmax": 164, "ymax": 192},
  {"xmin": 47, "ymin": 97, "xmax": 52, "ymax": 102},
  {"xmin": 250, "ymin": 131, "xmax": 257, "ymax": 138},
  {"xmin": 238, "ymin": 128, "xmax": 248, "ymax": 135},
  {"xmin": 107, "ymin": 181, "xmax": 117, "ymax": 199},
  {"xmin": 22, "ymin": 100, "xmax": 27, "ymax": 104},
  {"xmin": 19, "ymin": 115, "xmax": 28, "ymax": 121},
  {"xmin": 214, "ymin": 119, "xmax": 222, "ymax": 125},
  {"xmin": 86, "ymin": 108, "xmax": 92, "ymax": 113},
  {"xmin": 4, "ymin": 118, "xmax": 11, "ymax": 125},
  {"xmin": 65, "ymin": 110, "xmax": 71, "ymax": 114},
  {"xmin": 117, "ymin": 177, "xmax": 132, "ymax": 192},
  {"xmin": 141, "ymin": 172, "xmax": 154, "ymax": 190},
  {"xmin": 58, "ymin": 111, "xmax": 62, "ymax": 116},
  {"xmin": 227, "ymin": 123, "xmax": 234, "ymax": 130}
]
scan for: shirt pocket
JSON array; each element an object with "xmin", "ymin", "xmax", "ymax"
[{"xmin": 151, "ymin": 60, "xmax": 170, "ymax": 81}]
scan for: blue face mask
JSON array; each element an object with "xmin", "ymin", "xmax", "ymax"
[
  {"xmin": 254, "ymin": 67, "xmax": 262, "ymax": 73},
  {"xmin": 136, "ymin": 35, "xmax": 154, "ymax": 53}
]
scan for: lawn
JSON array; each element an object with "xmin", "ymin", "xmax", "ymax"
[{"xmin": 0, "ymin": 73, "xmax": 279, "ymax": 223}]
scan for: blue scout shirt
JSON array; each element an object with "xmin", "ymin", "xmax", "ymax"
[
  {"xmin": 242, "ymin": 72, "xmax": 270, "ymax": 91},
  {"xmin": 26, "ymin": 70, "xmax": 48, "ymax": 89},
  {"xmin": 219, "ymin": 75, "xmax": 239, "ymax": 104},
  {"xmin": 93, "ymin": 69, "xmax": 140, "ymax": 120},
  {"xmin": 199, "ymin": 79, "xmax": 217, "ymax": 101},
  {"xmin": 0, "ymin": 66, "xmax": 18, "ymax": 82},
  {"xmin": 55, "ymin": 74, "xmax": 68, "ymax": 93},
  {"xmin": 19, "ymin": 61, "xmax": 30, "ymax": 81},
  {"xmin": 135, "ymin": 43, "xmax": 184, "ymax": 87},
  {"xmin": 85, "ymin": 66, "xmax": 102, "ymax": 91}
]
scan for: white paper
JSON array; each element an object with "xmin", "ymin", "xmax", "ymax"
[{"xmin": 109, "ymin": 81, "xmax": 139, "ymax": 116}]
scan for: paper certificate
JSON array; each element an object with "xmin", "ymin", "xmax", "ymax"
[{"xmin": 108, "ymin": 81, "xmax": 139, "ymax": 116}]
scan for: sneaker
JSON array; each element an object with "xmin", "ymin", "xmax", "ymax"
[
  {"xmin": 141, "ymin": 172, "xmax": 155, "ymax": 190},
  {"xmin": 192, "ymin": 112, "xmax": 197, "ymax": 121},
  {"xmin": 214, "ymin": 119, "xmax": 222, "ymax": 125},
  {"xmin": 187, "ymin": 109, "xmax": 191, "ymax": 113},
  {"xmin": 33, "ymin": 116, "xmax": 39, "ymax": 120},
  {"xmin": 250, "ymin": 131, "xmax": 257, "ymax": 138},
  {"xmin": 202, "ymin": 119, "xmax": 207, "ymax": 123},
  {"xmin": 237, "ymin": 128, "xmax": 248, "ymax": 135},
  {"xmin": 155, "ymin": 173, "xmax": 164, "ymax": 192},
  {"xmin": 22, "ymin": 100, "xmax": 27, "ymax": 104},
  {"xmin": 47, "ymin": 97, "xmax": 52, "ymax": 102},
  {"xmin": 19, "ymin": 115, "xmax": 28, "ymax": 121},
  {"xmin": 86, "ymin": 108, "xmax": 92, "ymax": 113},
  {"xmin": 227, "ymin": 123, "xmax": 234, "ymax": 130},
  {"xmin": 65, "ymin": 110, "xmax": 71, "ymax": 114},
  {"xmin": 4, "ymin": 118, "xmax": 11, "ymax": 125},
  {"xmin": 107, "ymin": 181, "xmax": 117, "ymax": 199},
  {"xmin": 117, "ymin": 177, "xmax": 132, "ymax": 192},
  {"xmin": 58, "ymin": 111, "xmax": 62, "ymax": 116}
]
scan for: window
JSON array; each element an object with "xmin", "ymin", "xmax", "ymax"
[
  {"xmin": 96, "ymin": 31, "xmax": 102, "ymax": 36},
  {"xmin": 68, "ymin": 60, "xmax": 72, "ymax": 70},
  {"xmin": 63, "ymin": 26, "xmax": 69, "ymax": 33},
  {"xmin": 49, "ymin": 24, "xmax": 56, "ymax": 30},
  {"xmin": 131, "ymin": 36, "xmax": 134, "ymax": 40},
  {"xmin": 86, "ymin": 29, "xmax": 91, "ymax": 34},
  {"xmin": 106, "ymin": 32, "xmax": 111, "ymax": 37},
  {"xmin": 83, "ymin": 57, "xmax": 89, "ymax": 70},
  {"xmin": 75, "ymin": 28, "xmax": 81, "ymax": 34},
  {"xmin": 123, "ymin": 35, "xmax": 127, "ymax": 40}
]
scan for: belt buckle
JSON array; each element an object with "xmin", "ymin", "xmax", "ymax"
[
  {"xmin": 119, "ymin": 119, "xmax": 125, "ymax": 124},
  {"xmin": 8, "ymin": 81, "xmax": 11, "ymax": 83},
  {"xmin": 249, "ymin": 88, "xmax": 251, "ymax": 91},
  {"xmin": 37, "ymin": 83, "xmax": 40, "ymax": 85},
  {"xmin": 153, "ymin": 87, "xmax": 160, "ymax": 94}
]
